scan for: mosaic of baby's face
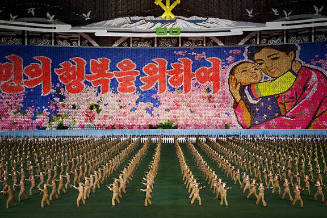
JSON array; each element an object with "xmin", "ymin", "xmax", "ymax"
[{"xmin": 234, "ymin": 62, "xmax": 263, "ymax": 85}]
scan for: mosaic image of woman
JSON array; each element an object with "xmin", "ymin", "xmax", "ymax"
[{"xmin": 229, "ymin": 44, "xmax": 327, "ymax": 129}]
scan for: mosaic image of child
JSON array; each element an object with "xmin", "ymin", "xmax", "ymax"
[{"xmin": 229, "ymin": 60, "xmax": 301, "ymax": 128}]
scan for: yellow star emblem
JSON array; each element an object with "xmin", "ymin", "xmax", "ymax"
[{"xmin": 155, "ymin": 0, "xmax": 181, "ymax": 20}]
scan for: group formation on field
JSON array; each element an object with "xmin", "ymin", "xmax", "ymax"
[{"xmin": 0, "ymin": 135, "xmax": 327, "ymax": 208}]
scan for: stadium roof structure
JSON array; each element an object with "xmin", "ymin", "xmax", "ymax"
[
  {"xmin": 82, "ymin": 16, "xmax": 264, "ymax": 37},
  {"xmin": 0, "ymin": 15, "xmax": 326, "ymax": 37}
]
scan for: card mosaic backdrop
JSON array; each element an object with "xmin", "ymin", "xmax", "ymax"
[{"xmin": 0, "ymin": 42, "xmax": 327, "ymax": 130}]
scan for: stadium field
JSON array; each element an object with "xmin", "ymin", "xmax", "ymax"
[{"xmin": 1, "ymin": 142, "xmax": 326, "ymax": 218}]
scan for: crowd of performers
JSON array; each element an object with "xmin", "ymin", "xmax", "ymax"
[
  {"xmin": 201, "ymin": 136, "xmax": 327, "ymax": 208},
  {"xmin": 0, "ymin": 136, "xmax": 140, "ymax": 208},
  {"xmin": 176, "ymin": 140, "xmax": 205, "ymax": 206},
  {"xmin": 0, "ymin": 135, "xmax": 327, "ymax": 208},
  {"xmin": 108, "ymin": 138, "xmax": 150, "ymax": 206}
]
